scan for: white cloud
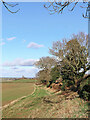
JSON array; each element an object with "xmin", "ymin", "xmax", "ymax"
[
  {"xmin": 27, "ymin": 42, "xmax": 44, "ymax": 48},
  {"xmin": 2, "ymin": 58, "xmax": 38, "ymax": 67},
  {"xmin": 0, "ymin": 66, "xmax": 39, "ymax": 78},
  {"xmin": 7, "ymin": 37, "xmax": 16, "ymax": 41},
  {"xmin": 0, "ymin": 42, "xmax": 5, "ymax": 46}
]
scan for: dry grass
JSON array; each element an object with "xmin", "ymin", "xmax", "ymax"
[{"xmin": 2, "ymin": 85, "xmax": 88, "ymax": 118}]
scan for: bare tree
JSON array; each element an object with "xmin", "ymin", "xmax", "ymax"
[
  {"xmin": 44, "ymin": 1, "xmax": 89, "ymax": 17},
  {"xmin": 35, "ymin": 56, "xmax": 56, "ymax": 70},
  {"xmin": 36, "ymin": 69, "xmax": 51, "ymax": 84},
  {"xmin": 1, "ymin": 0, "xmax": 20, "ymax": 13},
  {"xmin": 35, "ymin": 56, "xmax": 57, "ymax": 84}
]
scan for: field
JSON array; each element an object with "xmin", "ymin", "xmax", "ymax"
[
  {"xmin": 1, "ymin": 78, "xmax": 37, "ymax": 83},
  {"xmin": 2, "ymin": 79, "xmax": 36, "ymax": 105},
  {"xmin": 2, "ymin": 79, "xmax": 89, "ymax": 118}
]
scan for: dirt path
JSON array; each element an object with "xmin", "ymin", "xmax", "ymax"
[{"xmin": 1, "ymin": 84, "xmax": 36, "ymax": 110}]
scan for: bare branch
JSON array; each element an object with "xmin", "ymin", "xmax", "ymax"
[
  {"xmin": 5, "ymin": 2, "xmax": 19, "ymax": 7},
  {"xmin": 44, "ymin": 1, "xmax": 88, "ymax": 17},
  {"xmin": 68, "ymin": 2, "xmax": 78, "ymax": 11},
  {"xmin": 1, "ymin": 0, "xmax": 20, "ymax": 13}
]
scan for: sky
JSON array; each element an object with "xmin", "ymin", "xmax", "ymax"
[{"xmin": 0, "ymin": 2, "xmax": 88, "ymax": 78}]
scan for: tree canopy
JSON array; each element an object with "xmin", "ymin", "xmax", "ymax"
[{"xmin": 49, "ymin": 32, "xmax": 89, "ymax": 90}]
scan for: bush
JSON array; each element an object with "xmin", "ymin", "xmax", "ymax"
[
  {"xmin": 50, "ymin": 66, "xmax": 60, "ymax": 83},
  {"xmin": 79, "ymin": 89, "xmax": 90, "ymax": 101},
  {"xmin": 41, "ymin": 80, "xmax": 47, "ymax": 85},
  {"xmin": 46, "ymin": 82, "xmax": 51, "ymax": 88},
  {"xmin": 78, "ymin": 77, "xmax": 90, "ymax": 101},
  {"xmin": 61, "ymin": 85, "xmax": 65, "ymax": 91},
  {"xmin": 83, "ymin": 91, "xmax": 90, "ymax": 100},
  {"xmin": 67, "ymin": 80, "xmax": 75, "ymax": 87},
  {"xmin": 61, "ymin": 81, "xmax": 66, "ymax": 91}
]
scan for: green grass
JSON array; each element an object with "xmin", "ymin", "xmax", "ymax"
[
  {"xmin": 2, "ymin": 82, "xmax": 35, "ymax": 105},
  {"xmin": 2, "ymin": 79, "xmax": 37, "ymax": 83},
  {"xmin": 11, "ymin": 79, "xmax": 37, "ymax": 83}
]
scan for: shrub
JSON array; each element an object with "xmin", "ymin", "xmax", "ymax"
[
  {"xmin": 78, "ymin": 76, "xmax": 90, "ymax": 101},
  {"xmin": 79, "ymin": 89, "xmax": 90, "ymax": 101},
  {"xmin": 50, "ymin": 65, "xmax": 61, "ymax": 83},
  {"xmin": 61, "ymin": 81, "xmax": 66, "ymax": 91},
  {"xmin": 46, "ymin": 82, "xmax": 51, "ymax": 88},
  {"xmin": 61, "ymin": 85, "xmax": 65, "ymax": 91}
]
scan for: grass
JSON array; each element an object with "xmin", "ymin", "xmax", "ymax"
[
  {"xmin": 2, "ymin": 85, "xmax": 89, "ymax": 118},
  {"xmin": 10, "ymin": 79, "xmax": 37, "ymax": 83},
  {"xmin": 2, "ymin": 79, "xmax": 37, "ymax": 83},
  {"xmin": 2, "ymin": 82, "xmax": 35, "ymax": 105}
]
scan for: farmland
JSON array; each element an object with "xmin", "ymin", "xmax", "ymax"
[
  {"xmin": 2, "ymin": 79, "xmax": 36, "ymax": 106},
  {"xmin": 2, "ymin": 83, "xmax": 35, "ymax": 106},
  {"xmin": 2, "ymin": 79, "xmax": 89, "ymax": 118}
]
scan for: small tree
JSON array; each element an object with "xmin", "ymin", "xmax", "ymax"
[
  {"xmin": 35, "ymin": 56, "xmax": 56, "ymax": 85},
  {"xmin": 36, "ymin": 69, "xmax": 51, "ymax": 85}
]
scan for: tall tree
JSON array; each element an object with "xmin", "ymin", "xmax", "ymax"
[{"xmin": 49, "ymin": 32, "xmax": 89, "ymax": 90}]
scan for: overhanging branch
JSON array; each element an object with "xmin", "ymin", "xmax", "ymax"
[{"xmin": 1, "ymin": 0, "xmax": 20, "ymax": 13}]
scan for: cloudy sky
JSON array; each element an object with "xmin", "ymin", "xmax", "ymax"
[{"xmin": 0, "ymin": 2, "xmax": 88, "ymax": 78}]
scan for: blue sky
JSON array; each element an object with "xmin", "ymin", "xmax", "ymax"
[{"xmin": 0, "ymin": 2, "xmax": 88, "ymax": 78}]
